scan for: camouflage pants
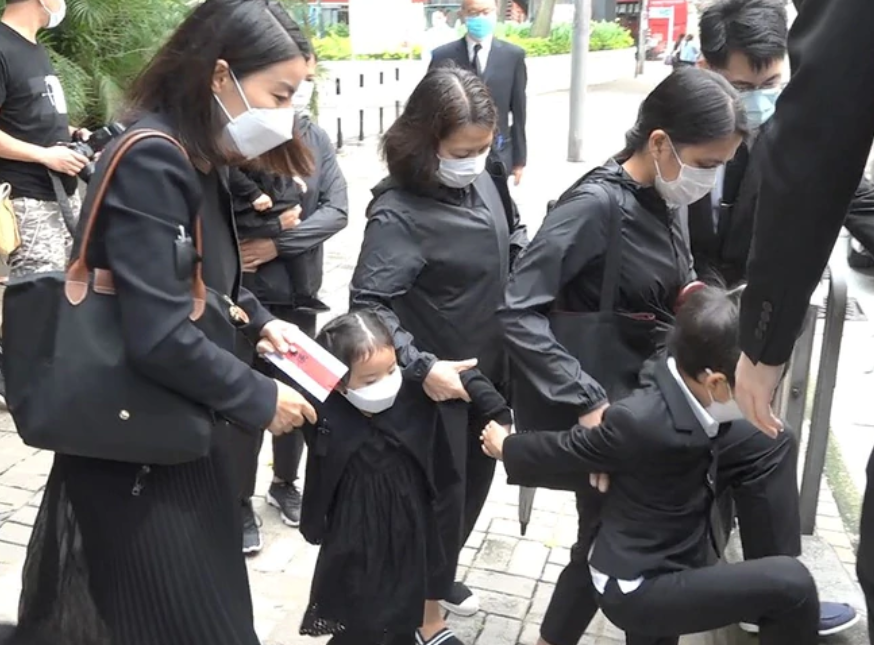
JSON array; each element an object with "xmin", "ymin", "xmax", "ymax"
[{"xmin": 8, "ymin": 194, "xmax": 81, "ymax": 278}]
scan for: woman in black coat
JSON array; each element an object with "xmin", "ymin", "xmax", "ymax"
[
  {"xmin": 349, "ymin": 65, "xmax": 527, "ymax": 645},
  {"xmin": 3, "ymin": 2, "xmax": 317, "ymax": 643}
]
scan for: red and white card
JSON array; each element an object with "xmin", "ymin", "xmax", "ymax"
[{"xmin": 266, "ymin": 333, "xmax": 348, "ymax": 403}]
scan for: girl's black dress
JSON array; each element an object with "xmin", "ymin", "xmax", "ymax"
[
  {"xmin": 298, "ymin": 382, "xmax": 454, "ymax": 642},
  {"xmin": 298, "ymin": 374, "xmax": 512, "ymax": 643}
]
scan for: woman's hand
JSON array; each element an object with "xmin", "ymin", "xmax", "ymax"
[
  {"xmin": 423, "ymin": 358, "xmax": 478, "ymax": 402},
  {"xmin": 279, "ymin": 206, "xmax": 302, "ymax": 230},
  {"xmin": 481, "ymin": 421, "xmax": 511, "ymax": 460},
  {"xmin": 241, "ymin": 238, "xmax": 279, "ymax": 272},
  {"xmin": 258, "ymin": 319, "xmax": 302, "ymax": 355},
  {"xmin": 268, "ymin": 380, "xmax": 317, "ymax": 435},
  {"xmin": 252, "ymin": 193, "xmax": 273, "ymax": 212},
  {"xmin": 579, "ymin": 403, "xmax": 610, "ymax": 492}
]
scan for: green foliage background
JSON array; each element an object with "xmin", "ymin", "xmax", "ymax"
[{"xmin": 313, "ymin": 20, "xmax": 634, "ymax": 61}]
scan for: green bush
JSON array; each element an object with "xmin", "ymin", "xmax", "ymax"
[
  {"xmin": 589, "ymin": 20, "xmax": 635, "ymax": 52},
  {"xmin": 313, "ymin": 20, "xmax": 633, "ymax": 61}
]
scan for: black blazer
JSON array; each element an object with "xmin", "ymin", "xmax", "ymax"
[
  {"xmin": 429, "ymin": 37, "xmax": 528, "ymax": 169},
  {"xmin": 80, "ymin": 113, "xmax": 278, "ymax": 432},
  {"xmin": 502, "ymin": 358, "xmax": 718, "ymax": 580},
  {"xmin": 739, "ymin": 0, "xmax": 874, "ymax": 365}
]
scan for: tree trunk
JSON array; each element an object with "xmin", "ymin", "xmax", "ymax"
[{"xmin": 531, "ymin": 0, "xmax": 557, "ymax": 38}]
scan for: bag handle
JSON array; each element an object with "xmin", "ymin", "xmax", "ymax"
[
  {"xmin": 593, "ymin": 184, "xmax": 623, "ymax": 313},
  {"xmin": 64, "ymin": 129, "xmax": 206, "ymax": 321}
]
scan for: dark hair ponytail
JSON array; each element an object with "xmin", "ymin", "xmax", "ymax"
[{"xmin": 621, "ymin": 67, "xmax": 749, "ymax": 157}]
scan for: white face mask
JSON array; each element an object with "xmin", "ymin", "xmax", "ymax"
[
  {"xmin": 654, "ymin": 140, "xmax": 720, "ymax": 209},
  {"xmin": 40, "ymin": 0, "xmax": 65, "ymax": 29},
  {"xmin": 214, "ymin": 71, "xmax": 296, "ymax": 160},
  {"xmin": 436, "ymin": 151, "xmax": 488, "ymax": 188},
  {"xmin": 343, "ymin": 368, "xmax": 403, "ymax": 415},
  {"xmin": 292, "ymin": 80, "xmax": 315, "ymax": 116},
  {"xmin": 704, "ymin": 372, "xmax": 745, "ymax": 424}
]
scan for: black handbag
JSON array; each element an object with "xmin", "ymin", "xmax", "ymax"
[
  {"xmin": 511, "ymin": 190, "xmax": 669, "ymax": 433},
  {"xmin": 3, "ymin": 129, "xmax": 215, "ymax": 465}
]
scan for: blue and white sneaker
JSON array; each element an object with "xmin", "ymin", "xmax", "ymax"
[{"xmin": 740, "ymin": 601, "xmax": 859, "ymax": 636}]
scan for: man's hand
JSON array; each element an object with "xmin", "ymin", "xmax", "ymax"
[
  {"xmin": 511, "ymin": 166, "xmax": 524, "ymax": 186},
  {"xmin": 268, "ymin": 380, "xmax": 317, "ymax": 435},
  {"xmin": 252, "ymin": 193, "xmax": 273, "ymax": 212},
  {"xmin": 279, "ymin": 205, "xmax": 302, "ymax": 230},
  {"xmin": 258, "ymin": 319, "xmax": 302, "ymax": 355},
  {"xmin": 735, "ymin": 352, "xmax": 784, "ymax": 438},
  {"xmin": 240, "ymin": 238, "xmax": 279, "ymax": 271},
  {"xmin": 39, "ymin": 145, "xmax": 89, "ymax": 176},
  {"xmin": 580, "ymin": 404, "xmax": 610, "ymax": 492},
  {"xmin": 481, "ymin": 420, "xmax": 511, "ymax": 460},
  {"xmin": 423, "ymin": 358, "xmax": 478, "ymax": 402}
]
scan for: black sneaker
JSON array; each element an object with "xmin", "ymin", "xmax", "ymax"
[
  {"xmin": 266, "ymin": 481, "xmax": 302, "ymax": 527},
  {"xmin": 438, "ymin": 581, "xmax": 479, "ymax": 617},
  {"xmin": 241, "ymin": 500, "xmax": 263, "ymax": 555}
]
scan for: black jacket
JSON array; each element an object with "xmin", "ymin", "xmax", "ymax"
[
  {"xmin": 498, "ymin": 159, "xmax": 693, "ymax": 415},
  {"xmin": 300, "ymin": 371, "xmax": 511, "ymax": 545},
  {"xmin": 80, "ymin": 113, "xmax": 277, "ymax": 432},
  {"xmin": 738, "ymin": 0, "xmax": 874, "ymax": 365},
  {"xmin": 689, "ymin": 131, "xmax": 874, "ymax": 289},
  {"xmin": 228, "ymin": 166, "xmax": 303, "ymax": 240},
  {"xmin": 503, "ymin": 358, "xmax": 718, "ymax": 580},
  {"xmin": 429, "ymin": 37, "xmax": 528, "ymax": 169},
  {"xmin": 244, "ymin": 116, "xmax": 349, "ymax": 304},
  {"xmin": 350, "ymin": 171, "xmax": 528, "ymax": 386}
]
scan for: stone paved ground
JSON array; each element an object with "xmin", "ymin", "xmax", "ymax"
[{"xmin": 0, "ymin": 66, "xmax": 870, "ymax": 644}]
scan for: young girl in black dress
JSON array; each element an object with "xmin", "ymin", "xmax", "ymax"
[{"xmin": 298, "ymin": 311, "xmax": 511, "ymax": 645}]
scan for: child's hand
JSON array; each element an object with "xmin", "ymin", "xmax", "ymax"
[
  {"xmin": 481, "ymin": 421, "xmax": 511, "ymax": 461},
  {"xmin": 252, "ymin": 193, "xmax": 273, "ymax": 212}
]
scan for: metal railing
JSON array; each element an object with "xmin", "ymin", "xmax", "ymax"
[{"xmin": 772, "ymin": 265, "xmax": 848, "ymax": 535}]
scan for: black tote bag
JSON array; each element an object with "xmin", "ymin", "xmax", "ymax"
[
  {"xmin": 3, "ymin": 130, "xmax": 214, "ymax": 465},
  {"xmin": 511, "ymin": 195, "xmax": 668, "ymax": 433}
]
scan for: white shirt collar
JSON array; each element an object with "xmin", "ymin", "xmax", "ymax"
[
  {"xmin": 666, "ymin": 357, "xmax": 720, "ymax": 438},
  {"xmin": 467, "ymin": 34, "xmax": 493, "ymax": 58}
]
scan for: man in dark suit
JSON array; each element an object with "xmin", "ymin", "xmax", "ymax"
[
  {"xmin": 727, "ymin": 0, "xmax": 874, "ymax": 639},
  {"xmin": 690, "ymin": 0, "xmax": 874, "ymax": 288},
  {"xmin": 429, "ymin": 0, "xmax": 528, "ymax": 186}
]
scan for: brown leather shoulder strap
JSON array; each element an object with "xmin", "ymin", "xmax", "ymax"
[{"xmin": 65, "ymin": 129, "xmax": 206, "ymax": 320}]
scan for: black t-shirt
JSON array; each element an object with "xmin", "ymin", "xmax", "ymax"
[{"xmin": 0, "ymin": 23, "xmax": 75, "ymax": 200}]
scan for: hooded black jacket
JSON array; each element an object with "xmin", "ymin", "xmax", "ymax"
[
  {"xmin": 350, "ymin": 169, "xmax": 528, "ymax": 386},
  {"xmin": 498, "ymin": 158, "xmax": 694, "ymax": 415}
]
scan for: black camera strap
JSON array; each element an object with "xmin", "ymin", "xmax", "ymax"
[{"xmin": 48, "ymin": 171, "xmax": 79, "ymax": 237}]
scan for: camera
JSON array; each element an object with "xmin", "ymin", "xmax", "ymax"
[{"xmin": 65, "ymin": 122, "xmax": 126, "ymax": 183}]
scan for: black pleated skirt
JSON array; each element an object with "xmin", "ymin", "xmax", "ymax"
[
  {"xmin": 9, "ymin": 428, "xmax": 260, "ymax": 645},
  {"xmin": 299, "ymin": 434, "xmax": 431, "ymax": 640}
]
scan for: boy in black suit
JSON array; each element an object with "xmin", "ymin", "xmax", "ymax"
[{"xmin": 482, "ymin": 286, "xmax": 821, "ymax": 645}]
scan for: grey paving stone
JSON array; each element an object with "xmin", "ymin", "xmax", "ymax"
[
  {"xmin": 518, "ymin": 621, "xmax": 540, "ymax": 645},
  {"xmin": 541, "ymin": 563, "xmax": 563, "ymax": 584},
  {"xmin": 506, "ymin": 540, "xmax": 549, "ymax": 579},
  {"xmin": 0, "ymin": 521, "xmax": 32, "ymax": 547},
  {"xmin": 525, "ymin": 581, "xmax": 555, "ymax": 624},
  {"xmin": 465, "ymin": 569, "xmax": 537, "ymax": 599},
  {"xmin": 473, "ymin": 534, "xmax": 517, "ymax": 571},
  {"xmin": 476, "ymin": 614, "xmax": 522, "ymax": 645},
  {"xmin": 0, "ymin": 540, "xmax": 26, "ymax": 565},
  {"xmin": 548, "ymin": 546, "xmax": 571, "ymax": 566},
  {"xmin": 10, "ymin": 505, "xmax": 37, "ymax": 527},
  {"xmin": 469, "ymin": 588, "xmax": 530, "ymax": 620},
  {"xmin": 446, "ymin": 611, "xmax": 485, "ymax": 644},
  {"xmin": 0, "ymin": 484, "xmax": 33, "ymax": 509},
  {"xmin": 459, "ymin": 546, "xmax": 477, "ymax": 568},
  {"xmin": 465, "ymin": 531, "xmax": 486, "ymax": 550}
]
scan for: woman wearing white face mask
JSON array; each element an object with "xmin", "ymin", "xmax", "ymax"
[
  {"xmin": 350, "ymin": 64, "xmax": 528, "ymax": 645},
  {"xmin": 5, "ymin": 1, "xmax": 318, "ymax": 644},
  {"xmin": 497, "ymin": 67, "xmax": 755, "ymax": 645}
]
